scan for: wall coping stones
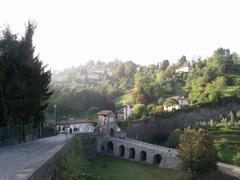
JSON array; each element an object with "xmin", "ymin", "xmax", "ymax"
[{"xmin": 8, "ymin": 136, "xmax": 73, "ymax": 180}]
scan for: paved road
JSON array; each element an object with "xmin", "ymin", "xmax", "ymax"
[{"xmin": 0, "ymin": 134, "xmax": 71, "ymax": 180}]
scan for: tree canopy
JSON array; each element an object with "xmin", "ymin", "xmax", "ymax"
[{"xmin": 0, "ymin": 22, "xmax": 52, "ymax": 142}]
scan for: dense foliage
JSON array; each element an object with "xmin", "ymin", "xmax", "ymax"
[
  {"xmin": 178, "ymin": 128, "xmax": 218, "ymax": 176},
  {"xmin": 51, "ymin": 48, "xmax": 240, "ymax": 120},
  {"xmin": 0, "ymin": 22, "xmax": 52, "ymax": 142},
  {"xmin": 166, "ymin": 128, "xmax": 182, "ymax": 148}
]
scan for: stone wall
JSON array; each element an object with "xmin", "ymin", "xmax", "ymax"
[
  {"xmin": 9, "ymin": 137, "xmax": 73, "ymax": 180},
  {"xmin": 125, "ymin": 102, "xmax": 240, "ymax": 142},
  {"xmin": 102, "ymin": 136, "xmax": 179, "ymax": 169}
]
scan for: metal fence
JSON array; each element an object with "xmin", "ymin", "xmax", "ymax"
[{"xmin": 0, "ymin": 123, "xmax": 55, "ymax": 147}]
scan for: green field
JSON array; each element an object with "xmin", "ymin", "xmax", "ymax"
[
  {"xmin": 114, "ymin": 91, "xmax": 134, "ymax": 107},
  {"xmin": 87, "ymin": 156, "xmax": 226, "ymax": 180},
  {"xmin": 207, "ymin": 125, "xmax": 240, "ymax": 164}
]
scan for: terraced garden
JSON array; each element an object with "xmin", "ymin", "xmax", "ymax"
[{"xmin": 206, "ymin": 124, "xmax": 240, "ymax": 164}]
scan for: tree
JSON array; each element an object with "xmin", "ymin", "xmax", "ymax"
[
  {"xmin": 166, "ymin": 129, "xmax": 182, "ymax": 148},
  {"xmin": 0, "ymin": 22, "xmax": 52, "ymax": 142},
  {"xmin": 132, "ymin": 104, "xmax": 147, "ymax": 119},
  {"xmin": 160, "ymin": 59, "xmax": 169, "ymax": 71},
  {"xmin": 178, "ymin": 128, "xmax": 218, "ymax": 176},
  {"xmin": 177, "ymin": 55, "xmax": 187, "ymax": 67},
  {"xmin": 233, "ymin": 152, "xmax": 240, "ymax": 166}
]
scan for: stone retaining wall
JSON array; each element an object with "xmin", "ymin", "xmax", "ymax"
[
  {"xmin": 217, "ymin": 162, "xmax": 240, "ymax": 180},
  {"xmin": 9, "ymin": 137, "xmax": 73, "ymax": 180},
  {"xmin": 125, "ymin": 103, "xmax": 240, "ymax": 142}
]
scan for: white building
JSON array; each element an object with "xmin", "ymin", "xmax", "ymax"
[
  {"xmin": 122, "ymin": 104, "xmax": 132, "ymax": 120},
  {"xmin": 57, "ymin": 119, "xmax": 97, "ymax": 134},
  {"xmin": 175, "ymin": 65, "xmax": 192, "ymax": 73},
  {"xmin": 164, "ymin": 96, "xmax": 189, "ymax": 111}
]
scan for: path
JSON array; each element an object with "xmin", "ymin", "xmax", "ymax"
[{"xmin": 0, "ymin": 134, "xmax": 72, "ymax": 180}]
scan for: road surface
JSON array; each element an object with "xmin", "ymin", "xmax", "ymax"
[{"xmin": 0, "ymin": 134, "xmax": 71, "ymax": 180}]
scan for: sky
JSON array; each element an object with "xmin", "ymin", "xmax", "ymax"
[{"xmin": 0, "ymin": 0, "xmax": 240, "ymax": 70}]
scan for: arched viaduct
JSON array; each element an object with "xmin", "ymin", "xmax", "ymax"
[{"xmin": 99, "ymin": 136, "xmax": 179, "ymax": 169}]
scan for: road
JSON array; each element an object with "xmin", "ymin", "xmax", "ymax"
[{"xmin": 0, "ymin": 134, "xmax": 71, "ymax": 180}]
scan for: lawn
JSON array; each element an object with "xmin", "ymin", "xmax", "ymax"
[
  {"xmin": 114, "ymin": 92, "xmax": 134, "ymax": 107},
  {"xmin": 87, "ymin": 156, "xmax": 226, "ymax": 180}
]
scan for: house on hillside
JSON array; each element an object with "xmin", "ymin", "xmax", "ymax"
[
  {"xmin": 56, "ymin": 119, "xmax": 97, "ymax": 134},
  {"xmin": 175, "ymin": 64, "xmax": 192, "ymax": 73},
  {"xmin": 164, "ymin": 96, "xmax": 189, "ymax": 111},
  {"xmin": 115, "ymin": 104, "xmax": 132, "ymax": 121},
  {"xmin": 122, "ymin": 104, "xmax": 132, "ymax": 120}
]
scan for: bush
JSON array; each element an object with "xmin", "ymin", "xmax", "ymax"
[
  {"xmin": 233, "ymin": 152, "xmax": 240, "ymax": 166},
  {"xmin": 178, "ymin": 128, "xmax": 218, "ymax": 176},
  {"xmin": 87, "ymin": 106, "xmax": 100, "ymax": 114},
  {"xmin": 214, "ymin": 138, "xmax": 227, "ymax": 161},
  {"xmin": 166, "ymin": 129, "xmax": 182, "ymax": 148},
  {"xmin": 132, "ymin": 104, "xmax": 147, "ymax": 119}
]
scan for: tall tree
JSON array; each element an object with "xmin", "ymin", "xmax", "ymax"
[{"xmin": 0, "ymin": 22, "xmax": 52, "ymax": 142}]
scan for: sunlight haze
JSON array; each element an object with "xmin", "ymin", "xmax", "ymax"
[{"xmin": 0, "ymin": 0, "xmax": 239, "ymax": 70}]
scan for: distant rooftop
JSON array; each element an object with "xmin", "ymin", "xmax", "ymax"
[
  {"xmin": 97, "ymin": 110, "xmax": 114, "ymax": 116},
  {"xmin": 57, "ymin": 119, "xmax": 97, "ymax": 125}
]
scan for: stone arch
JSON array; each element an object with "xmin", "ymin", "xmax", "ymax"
[
  {"xmin": 140, "ymin": 151, "xmax": 147, "ymax": 161},
  {"xmin": 118, "ymin": 145, "xmax": 125, "ymax": 157},
  {"xmin": 110, "ymin": 128, "xmax": 115, "ymax": 137},
  {"xmin": 129, "ymin": 148, "xmax": 135, "ymax": 159},
  {"xmin": 153, "ymin": 154, "xmax": 162, "ymax": 164},
  {"xmin": 107, "ymin": 141, "xmax": 114, "ymax": 153}
]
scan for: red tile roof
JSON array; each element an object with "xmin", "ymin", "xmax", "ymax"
[
  {"xmin": 57, "ymin": 119, "xmax": 97, "ymax": 125},
  {"xmin": 97, "ymin": 110, "xmax": 114, "ymax": 116}
]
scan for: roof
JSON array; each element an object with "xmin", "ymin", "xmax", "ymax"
[
  {"xmin": 97, "ymin": 110, "xmax": 114, "ymax": 116},
  {"xmin": 121, "ymin": 104, "xmax": 132, "ymax": 107},
  {"xmin": 57, "ymin": 119, "xmax": 97, "ymax": 125},
  {"xmin": 171, "ymin": 96, "xmax": 188, "ymax": 100}
]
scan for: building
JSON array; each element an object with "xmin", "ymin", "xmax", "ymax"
[
  {"xmin": 97, "ymin": 110, "xmax": 117, "ymax": 126},
  {"xmin": 164, "ymin": 96, "xmax": 189, "ymax": 111},
  {"xmin": 97, "ymin": 110, "xmax": 122, "ymax": 137},
  {"xmin": 175, "ymin": 64, "xmax": 192, "ymax": 73},
  {"xmin": 122, "ymin": 104, "xmax": 132, "ymax": 120},
  {"xmin": 56, "ymin": 119, "xmax": 97, "ymax": 134}
]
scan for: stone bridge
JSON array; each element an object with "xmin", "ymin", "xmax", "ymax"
[{"xmin": 99, "ymin": 136, "xmax": 179, "ymax": 169}]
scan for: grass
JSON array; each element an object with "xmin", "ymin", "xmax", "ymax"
[
  {"xmin": 205, "ymin": 124, "xmax": 240, "ymax": 165},
  {"xmin": 87, "ymin": 155, "xmax": 226, "ymax": 180},
  {"xmin": 222, "ymin": 86, "xmax": 239, "ymax": 96},
  {"xmin": 114, "ymin": 92, "xmax": 134, "ymax": 107}
]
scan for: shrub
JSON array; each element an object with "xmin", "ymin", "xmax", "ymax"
[
  {"xmin": 214, "ymin": 138, "xmax": 227, "ymax": 161},
  {"xmin": 166, "ymin": 129, "xmax": 182, "ymax": 148},
  {"xmin": 87, "ymin": 106, "xmax": 100, "ymax": 114},
  {"xmin": 132, "ymin": 104, "xmax": 147, "ymax": 119},
  {"xmin": 233, "ymin": 152, "xmax": 240, "ymax": 166},
  {"xmin": 178, "ymin": 128, "xmax": 218, "ymax": 176}
]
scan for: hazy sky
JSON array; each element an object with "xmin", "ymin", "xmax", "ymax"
[{"xmin": 0, "ymin": 0, "xmax": 240, "ymax": 70}]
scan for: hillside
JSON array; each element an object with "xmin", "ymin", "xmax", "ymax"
[{"xmin": 49, "ymin": 48, "xmax": 240, "ymax": 120}]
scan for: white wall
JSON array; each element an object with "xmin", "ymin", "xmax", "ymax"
[{"xmin": 57, "ymin": 123, "xmax": 95, "ymax": 134}]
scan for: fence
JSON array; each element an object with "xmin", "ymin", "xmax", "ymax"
[{"xmin": 0, "ymin": 123, "xmax": 55, "ymax": 147}]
